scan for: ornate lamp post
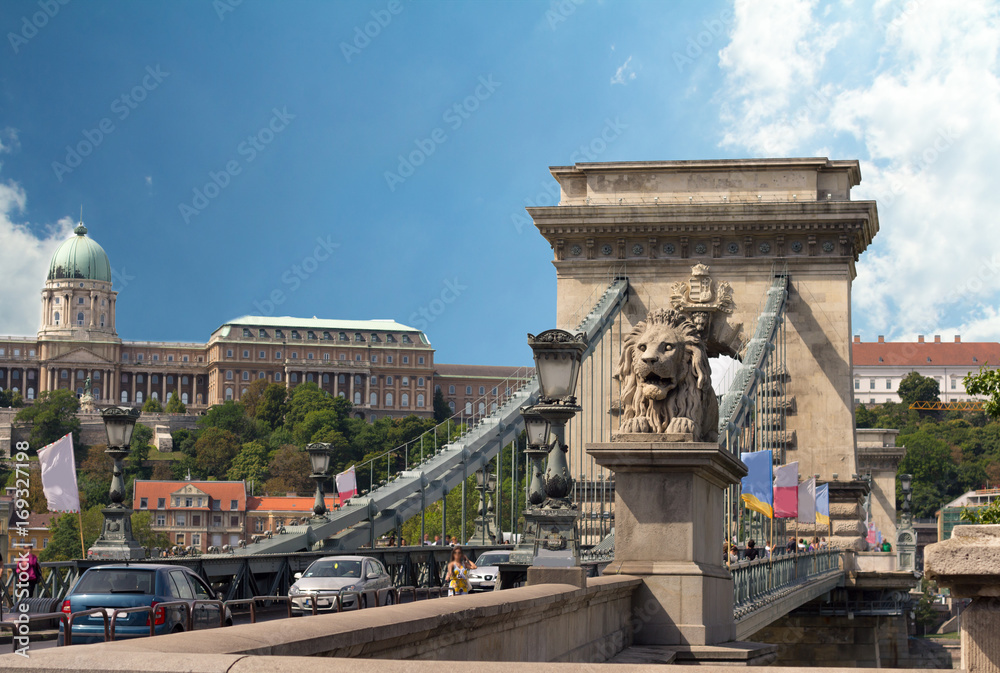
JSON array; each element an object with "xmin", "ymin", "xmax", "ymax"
[
  {"xmin": 511, "ymin": 329, "xmax": 586, "ymax": 566},
  {"xmin": 897, "ymin": 473, "xmax": 916, "ymax": 570},
  {"xmin": 470, "ymin": 463, "xmax": 498, "ymax": 545},
  {"xmin": 306, "ymin": 443, "xmax": 333, "ymax": 518},
  {"xmin": 88, "ymin": 407, "xmax": 145, "ymax": 560}
]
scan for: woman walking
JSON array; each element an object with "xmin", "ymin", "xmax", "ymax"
[{"xmin": 444, "ymin": 546, "xmax": 477, "ymax": 596}]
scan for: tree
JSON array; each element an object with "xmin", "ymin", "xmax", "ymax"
[
  {"xmin": 433, "ymin": 388, "xmax": 451, "ymax": 422},
  {"xmin": 255, "ymin": 384, "xmax": 289, "ymax": 431},
  {"xmin": 165, "ymin": 391, "xmax": 187, "ymax": 413},
  {"xmin": 227, "ymin": 440, "xmax": 270, "ymax": 487},
  {"xmin": 132, "ymin": 510, "xmax": 170, "ymax": 549},
  {"xmin": 897, "ymin": 372, "xmax": 940, "ymax": 407},
  {"xmin": 961, "ymin": 496, "xmax": 1000, "ymax": 524},
  {"xmin": 855, "ymin": 404, "xmax": 877, "ymax": 428},
  {"xmin": 0, "ymin": 388, "xmax": 25, "ymax": 408},
  {"xmin": 964, "ymin": 365, "xmax": 1000, "ymax": 419},
  {"xmin": 193, "ymin": 427, "xmax": 241, "ymax": 479},
  {"xmin": 199, "ymin": 400, "xmax": 257, "ymax": 442},
  {"xmin": 39, "ymin": 508, "xmax": 103, "ymax": 561},
  {"xmin": 284, "ymin": 382, "xmax": 351, "ymax": 430},
  {"xmin": 5, "ymin": 468, "xmax": 48, "ymax": 514},
  {"xmin": 142, "ymin": 396, "xmax": 164, "ymax": 413},
  {"xmin": 239, "ymin": 378, "xmax": 270, "ymax": 419},
  {"xmin": 263, "ymin": 445, "xmax": 312, "ymax": 494},
  {"xmin": 14, "ymin": 389, "xmax": 81, "ymax": 450}
]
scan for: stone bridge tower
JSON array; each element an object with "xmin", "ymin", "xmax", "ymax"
[{"xmin": 529, "ymin": 158, "xmax": 879, "ymax": 486}]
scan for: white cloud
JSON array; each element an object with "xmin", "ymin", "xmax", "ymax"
[
  {"xmin": 145, "ymin": 176, "xmax": 152, "ymax": 186},
  {"xmin": 0, "ymin": 166, "xmax": 75, "ymax": 335},
  {"xmin": 611, "ymin": 55, "xmax": 636, "ymax": 85},
  {"xmin": 715, "ymin": 0, "xmax": 1000, "ymax": 342}
]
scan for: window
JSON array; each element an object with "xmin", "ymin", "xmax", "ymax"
[
  {"xmin": 243, "ymin": 350, "xmax": 250, "ymax": 358},
  {"xmin": 152, "ymin": 354, "xmax": 159, "ymax": 362},
  {"xmin": 54, "ymin": 297, "xmax": 60, "ymax": 304},
  {"xmin": 230, "ymin": 499, "xmax": 238, "ymax": 510},
  {"xmin": 466, "ymin": 386, "xmax": 472, "ymax": 395},
  {"xmin": 137, "ymin": 353, "xmax": 143, "ymax": 361},
  {"xmin": 157, "ymin": 497, "xmax": 166, "ymax": 509},
  {"xmin": 78, "ymin": 297, "xmax": 84, "ymax": 304},
  {"xmin": 479, "ymin": 402, "xmax": 485, "ymax": 414},
  {"xmin": 230, "ymin": 516, "xmax": 239, "ymax": 527},
  {"xmin": 242, "ymin": 371, "xmax": 250, "ymax": 381},
  {"xmin": 77, "ymin": 312, "xmax": 84, "ymax": 325},
  {"xmin": 192, "ymin": 515, "xmax": 201, "ymax": 526},
  {"xmin": 386, "ymin": 356, "xmax": 393, "ymax": 364},
  {"xmin": 54, "ymin": 311, "xmax": 60, "ymax": 325},
  {"xmin": 225, "ymin": 388, "xmax": 233, "ymax": 400},
  {"xmin": 886, "ymin": 378, "xmax": 892, "ymax": 390},
  {"xmin": 323, "ymin": 353, "xmax": 330, "ymax": 361},
  {"xmin": 386, "ymin": 393, "xmax": 393, "ymax": 406},
  {"xmin": 370, "ymin": 392, "xmax": 377, "ymax": 405},
  {"xmin": 354, "ymin": 391, "xmax": 362, "ymax": 404},
  {"xmin": 291, "ymin": 330, "xmax": 300, "ymax": 339},
  {"xmin": 291, "ymin": 352, "xmax": 298, "ymax": 359},
  {"xmin": 122, "ymin": 353, "xmax": 128, "ymax": 361},
  {"xmin": 465, "ymin": 402, "xmax": 473, "ymax": 414},
  {"xmin": 492, "ymin": 388, "xmax": 498, "ymax": 395},
  {"xmin": 182, "ymin": 376, "xmax": 189, "ymax": 385},
  {"xmin": 338, "ymin": 374, "xmax": 346, "ymax": 384},
  {"xmin": 402, "ymin": 377, "xmax": 409, "ymax": 386},
  {"xmin": 167, "ymin": 355, "xmax": 173, "ymax": 362},
  {"xmin": 100, "ymin": 314, "xmax": 105, "ymax": 327},
  {"xmin": 951, "ymin": 378, "xmax": 957, "ymax": 390},
  {"xmin": 323, "ymin": 331, "xmax": 332, "ymax": 340},
  {"xmin": 339, "ymin": 353, "xmax": 345, "ymax": 360},
  {"xmin": 417, "ymin": 394, "xmax": 425, "ymax": 407},
  {"xmin": 156, "ymin": 514, "xmax": 166, "ymax": 526},
  {"xmin": 166, "ymin": 375, "xmax": 173, "ymax": 384},
  {"xmin": 418, "ymin": 356, "xmax": 425, "ymax": 364},
  {"xmin": 854, "ymin": 379, "xmax": 860, "ymax": 390},
  {"xmin": 435, "ymin": 385, "xmax": 441, "ymax": 393},
  {"xmin": 386, "ymin": 376, "xmax": 393, "ymax": 385},
  {"xmin": 355, "ymin": 375, "xmax": 363, "ymax": 385},
  {"xmin": 870, "ymin": 398, "xmax": 875, "ymax": 404},
  {"xmin": 140, "ymin": 498, "xmax": 148, "ymax": 509},
  {"xmin": 418, "ymin": 377, "xmax": 424, "ymax": 386},
  {"xmin": 307, "ymin": 353, "xmax": 313, "ymax": 360},
  {"xmin": 185, "ymin": 498, "xmax": 193, "ymax": 507},
  {"xmin": 243, "ymin": 328, "xmax": 252, "ymax": 338},
  {"xmin": 275, "ymin": 372, "xmax": 282, "ymax": 382},
  {"xmin": 77, "ymin": 371, "xmax": 85, "ymax": 380},
  {"xmin": 403, "ymin": 356, "xmax": 409, "ymax": 364},
  {"xmin": 306, "ymin": 373, "xmax": 314, "ymax": 382},
  {"xmin": 371, "ymin": 355, "xmax": 378, "ymax": 363},
  {"xmin": 449, "ymin": 385, "xmax": 455, "ymax": 394},
  {"xmin": 339, "ymin": 332, "xmax": 347, "ymax": 341},
  {"xmin": 275, "ymin": 351, "xmax": 282, "ymax": 359},
  {"xmin": 290, "ymin": 373, "xmax": 298, "ymax": 383},
  {"xmin": 307, "ymin": 331, "xmax": 316, "ymax": 340},
  {"xmin": 176, "ymin": 514, "xmax": 186, "ymax": 526},
  {"xmin": 212, "ymin": 515, "xmax": 222, "ymax": 526},
  {"xmin": 151, "ymin": 391, "xmax": 159, "ymax": 401},
  {"xmin": 355, "ymin": 333, "xmax": 363, "ymax": 342},
  {"xmin": 226, "ymin": 371, "xmax": 233, "ymax": 380},
  {"xmin": 182, "ymin": 393, "xmax": 189, "ymax": 404},
  {"xmin": 276, "ymin": 329, "xmax": 284, "ymax": 338},
  {"xmin": 401, "ymin": 393, "xmax": 409, "ymax": 407},
  {"xmin": 136, "ymin": 391, "xmax": 144, "ymax": 404},
  {"xmin": 259, "ymin": 328, "xmax": 268, "ymax": 338},
  {"xmin": 258, "ymin": 350, "xmax": 265, "ymax": 358},
  {"xmin": 323, "ymin": 373, "xmax": 329, "ymax": 383},
  {"xmin": 403, "ymin": 335, "xmax": 412, "ymax": 343},
  {"xmin": 191, "ymin": 533, "xmax": 201, "ymax": 546},
  {"xmin": 356, "ymin": 355, "xmax": 362, "ymax": 361},
  {"xmin": 120, "ymin": 391, "xmax": 128, "ymax": 402},
  {"xmin": 869, "ymin": 378, "xmax": 875, "ymax": 390},
  {"xmin": 387, "ymin": 334, "xmax": 396, "ymax": 343},
  {"xmin": 448, "ymin": 401, "xmax": 455, "ymax": 412},
  {"xmin": 227, "ymin": 349, "xmax": 233, "ymax": 357},
  {"xmin": 371, "ymin": 333, "xmax": 380, "ymax": 342}
]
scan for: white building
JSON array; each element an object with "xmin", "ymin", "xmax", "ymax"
[{"xmin": 851, "ymin": 335, "xmax": 1000, "ymax": 405}]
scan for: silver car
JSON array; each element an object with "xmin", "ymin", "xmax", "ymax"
[
  {"xmin": 468, "ymin": 550, "xmax": 511, "ymax": 592},
  {"xmin": 289, "ymin": 556, "xmax": 393, "ymax": 611}
]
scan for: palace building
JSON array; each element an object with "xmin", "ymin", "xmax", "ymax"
[{"xmin": 0, "ymin": 221, "xmax": 527, "ymax": 420}]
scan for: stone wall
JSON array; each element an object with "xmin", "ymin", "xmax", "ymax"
[{"xmin": 751, "ymin": 612, "xmax": 914, "ymax": 668}]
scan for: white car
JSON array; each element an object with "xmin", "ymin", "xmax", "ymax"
[
  {"xmin": 468, "ymin": 550, "xmax": 511, "ymax": 592},
  {"xmin": 289, "ymin": 556, "xmax": 393, "ymax": 611}
]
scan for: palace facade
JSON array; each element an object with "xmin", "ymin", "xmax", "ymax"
[{"xmin": 0, "ymin": 221, "xmax": 528, "ymax": 420}]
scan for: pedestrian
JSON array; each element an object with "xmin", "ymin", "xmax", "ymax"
[
  {"xmin": 785, "ymin": 536, "xmax": 796, "ymax": 554},
  {"xmin": 432, "ymin": 535, "xmax": 440, "ymax": 545},
  {"xmin": 744, "ymin": 539, "xmax": 759, "ymax": 561},
  {"xmin": 20, "ymin": 546, "xmax": 42, "ymax": 597},
  {"xmin": 423, "ymin": 535, "xmax": 430, "ymax": 545},
  {"xmin": 444, "ymin": 546, "xmax": 477, "ymax": 596},
  {"xmin": 880, "ymin": 540, "xmax": 892, "ymax": 552}
]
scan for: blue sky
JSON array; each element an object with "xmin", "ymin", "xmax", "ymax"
[{"xmin": 2, "ymin": 0, "xmax": 999, "ymax": 367}]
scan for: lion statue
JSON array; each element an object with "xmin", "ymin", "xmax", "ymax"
[{"xmin": 615, "ymin": 308, "xmax": 718, "ymax": 442}]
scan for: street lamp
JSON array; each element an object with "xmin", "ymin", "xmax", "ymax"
[
  {"xmin": 897, "ymin": 473, "xmax": 916, "ymax": 571},
  {"xmin": 528, "ymin": 330, "xmax": 586, "ymax": 404},
  {"xmin": 306, "ymin": 443, "xmax": 333, "ymax": 518},
  {"xmin": 88, "ymin": 406, "xmax": 145, "ymax": 560},
  {"xmin": 471, "ymin": 463, "xmax": 498, "ymax": 544}
]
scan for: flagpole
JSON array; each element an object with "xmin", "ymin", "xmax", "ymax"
[{"xmin": 78, "ymin": 510, "xmax": 86, "ymax": 558}]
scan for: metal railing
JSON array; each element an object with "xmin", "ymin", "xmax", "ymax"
[
  {"xmin": 731, "ymin": 549, "xmax": 841, "ymax": 618},
  {"xmin": 0, "ymin": 612, "xmax": 69, "ymax": 652}
]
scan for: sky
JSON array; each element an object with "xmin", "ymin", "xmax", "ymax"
[{"xmin": 1, "ymin": 0, "xmax": 998, "ymax": 368}]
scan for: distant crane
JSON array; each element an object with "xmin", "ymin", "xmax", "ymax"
[{"xmin": 908, "ymin": 400, "xmax": 986, "ymax": 411}]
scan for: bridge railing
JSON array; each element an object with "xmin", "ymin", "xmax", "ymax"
[{"xmin": 731, "ymin": 549, "xmax": 841, "ymax": 618}]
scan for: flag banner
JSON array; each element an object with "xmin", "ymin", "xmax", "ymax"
[
  {"xmin": 797, "ymin": 477, "xmax": 816, "ymax": 525},
  {"xmin": 867, "ymin": 523, "xmax": 878, "ymax": 545},
  {"xmin": 773, "ymin": 461, "xmax": 799, "ymax": 518},
  {"xmin": 740, "ymin": 450, "xmax": 774, "ymax": 518},
  {"xmin": 815, "ymin": 483, "xmax": 830, "ymax": 526},
  {"xmin": 38, "ymin": 433, "xmax": 81, "ymax": 513},
  {"xmin": 335, "ymin": 465, "xmax": 358, "ymax": 500}
]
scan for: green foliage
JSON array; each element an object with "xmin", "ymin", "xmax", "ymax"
[
  {"xmin": 132, "ymin": 510, "xmax": 171, "ymax": 549},
  {"xmin": 964, "ymin": 364, "xmax": 1000, "ymax": 419},
  {"xmin": 14, "ymin": 389, "xmax": 81, "ymax": 450},
  {"xmin": 254, "ymin": 384, "xmax": 288, "ymax": 431},
  {"xmin": 198, "ymin": 400, "xmax": 257, "ymax": 443},
  {"xmin": 0, "ymin": 388, "xmax": 25, "ymax": 408},
  {"xmin": 897, "ymin": 372, "xmax": 940, "ymax": 407},
  {"xmin": 142, "ymin": 396, "xmax": 164, "ymax": 412},
  {"xmin": 263, "ymin": 445, "xmax": 311, "ymax": 494},
  {"xmin": 960, "ymin": 497, "xmax": 1000, "ymax": 524},
  {"xmin": 165, "ymin": 391, "xmax": 187, "ymax": 413},
  {"xmin": 39, "ymin": 508, "xmax": 103, "ymax": 561},
  {"xmin": 433, "ymin": 388, "xmax": 451, "ymax": 422},
  {"xmin": 193, "ymin": 427, "xmax": 241, "ymax": 479},
  {"xmin": 129, "ymin": 423, "xmax": 153, "ymax": 479},
  {"xmin": 854, "ymin": 404, "xmax": 877, "ymax": 429},
  {"xmin": 227, "ymin": 440, "xmax": 270, "ymax": 487}
]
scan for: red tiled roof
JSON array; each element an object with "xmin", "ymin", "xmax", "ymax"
[
  {"xmin": 247, "ymin": 496, "xmax": 340, "ymax": 512},
  {"xmin": 26, "ymin": 512, "xmax": 58, "ymax": 530},
  {"xmin": 132, "ymin": 481, "xmax": 247, "ymax": 511},
  {"xmin": 434, "ymin": 363, "xmax": 533, "ymax": 379},
  {"xmin": 852, "ymin": 339, "xmax": 1000, "ymax": 367}
]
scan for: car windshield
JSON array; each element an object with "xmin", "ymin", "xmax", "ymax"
[
  {"xmin": 475, "ymin": 553, "xmax": 509, "ymax": 566},
  {"xmin": 74, "ymin": 569, "xmax": 155, "ymax": 595},
  {"xmin": 303, "ymin": 560, "xmax": 362, "ymax": 579}
]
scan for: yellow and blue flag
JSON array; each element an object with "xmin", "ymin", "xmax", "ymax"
[
  {"xmin": 740, "ymin": 450, "xmax": 774, "ymax": 519},
  {"xmin": 815, "ymin": 483, "xmax": 830, "ymax": 526}
]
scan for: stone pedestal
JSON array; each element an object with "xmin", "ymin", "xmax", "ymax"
[
  {"xmin": 587, "ymin": 435, "xmax": 746, "ymax": 646},
  {"xmin": 925, "ymin": 524, "xmax": 1000, "ymax": 673},
  {"xmin": 527, "ymin": 565, "xmax": 587, "ymax": 589},
  {"xmin": 828, "ymin": 481, "xmax": 870, "ymax": 551}
]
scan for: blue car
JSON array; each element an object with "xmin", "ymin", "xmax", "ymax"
[{"xmin": 59, "ymin": 564, "xmax": 232, "ymax": 644}]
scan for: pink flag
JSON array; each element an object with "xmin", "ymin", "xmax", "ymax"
[
  {"xmin": 335, "ymin": 465, "xmax": 358, "ymax": 500},
  {"xmin": 773, "ymin": 461, "xmax": 798, "ymax": 518}
]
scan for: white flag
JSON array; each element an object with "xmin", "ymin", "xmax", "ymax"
[
  {"xmin": 335, "ymin": 465, "xmax": 358, "ymax": 500},
  {"xmin": 797, "ymin": 477, "xmax": 816, "ymax": 525},
  {"xmin": 38, "ymin": 433, "xmax": 81, "ymax": 513}
]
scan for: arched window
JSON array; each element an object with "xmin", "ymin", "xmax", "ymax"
[
  {"xmin": 136, "ymin": 391, "xmax": 143, "ymax": 404},
  {"xmin": 323, "ymin": 374, "xmax": 329, "ymax": 383},
  {"xmin": 465, "ymin": 402, "xmax": 472, "ymax": 414},
  {"xmin": 490, "ymin": 402, "xmax": 497, "ymax": 412},
  {"xmin": 275, "ymin": 372, "xmax": 282, "ymax": 382},
  {"xmin": 338, "ymin": 391, "xmax": 345, "ymax": 398},
  {"xmin": 182, "ymin": 376, "xmax": 189, "ymax": 385},
  {"xmin": 478, "ymin": 402, "xmax": 485, "ymax": 414},
  {"xmin": 386, "ymin": 393, "xmax": 394, "ymax": 406},
  {"xmin": 61, "ymin": 370, "xmax": 68, "ymax": 379},
  {"xmin": 182, "ymin": 393, "xmax": 189, "ymax": 404},
  {"xmin": 121, "ymin": 373, "xmax": 128, "ymax": 383},
  {"xmin": 448, "ymin": 401, "xmax": 455, "ymax": 412},
  {"xmin": 26, "ymin": 388, "xmax": 34, "ymax": 400},
  {"xmin": 354, "ymin": 375, "xmax": 362, "ymax": 385},
  {"xmin": 137, "ymin": 374, "xmax": 144, "ymax": 383},
  {"xmin": 290, "ymin": 373, "xmax": 298, "ymax": 383},
  {"xmin": 100, "ymin": 313, "xmax": 105, "ymax": 327},
  {"xmin": 370, "ymin": 392, "xmax": 377, "ymax": 405},
  {"xmin": 306, "ymin": 373, "xmax": 314, "ymax": 382},
  {"xmin": 386, "ymin": 376, "xmax": 393, "ymax": 385},
  {"xmin": 77, "ymin": 312, "xmax": 84, "ymax": 325},
  {"xmin": 338, "ymin": 374, "xmax": 346, "ymax": 384},
  {"xmin": 53, "ymin": 311, "xmax": 60, "ymax": 325},
  {"xmin": 242, "ymin": 371, "xmax": 250, "ymax": 381},
  {"xmin": 225, "ymin": 388, "xmax": 233, "ymax": 400},
  {"xmin": 151, "ymin": 392, "xmax": 159, "ymax": 401},
  {"xmin": 353, "ymin": 391, "xmax": 361, "ymax": 404},
  {"xmin": 121, "ymin": 391, "xmax": 128, "ymax": 403},
  {"xmin": 417, "ymin": 394, "xmax": 425, "ymax": 407},
  {"xmin": 167, "ymin": 375, "xmax": 174, "ymax": 384},
  {"xmin": 241, "ymin": 388, "xmax": 248, "ymax": 397},
  {"xmin": 226, "ymin": 371, "xmax": 233, "ymax": 380},
  {"xmin": 401, "ymin": 393, "xmax": 409, "ymax": 407},
  {"xmin": 12, "ymin": 371, "xmax": 20, "ymax": 380}
]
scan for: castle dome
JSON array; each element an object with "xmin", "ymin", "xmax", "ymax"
[{"xmin": 47, "ymin": 221, "xmax": 112, "ymax": 283}]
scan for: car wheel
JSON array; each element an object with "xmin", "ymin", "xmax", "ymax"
[
  {"xmin": 172, "ymin": 625, "xmax": 184, "ymax": 634},
  {"xmin": 385, "ymin": 593, "xmax": 395, "ymax": 606},
  {"xmin": 225, "ymin": 619, "xmax": 233, "ymax": 627},
  {"xmin": 360, "ymin": 595, "xmax": 368, "ymax": 609}
]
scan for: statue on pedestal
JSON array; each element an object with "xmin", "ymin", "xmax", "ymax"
[{"xmin": 80, "ymin": 375, "xmax": 96, "ymax": 412}]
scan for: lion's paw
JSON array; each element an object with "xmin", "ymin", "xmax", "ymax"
[
  {"xmin": 621, "ymin": 417, "xmax": 655, "ymax": 434},
  {"xmin": 666, "ymin": 417, "xmax": 696, "ymax": 435}
]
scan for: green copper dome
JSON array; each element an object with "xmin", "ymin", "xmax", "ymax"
[{"xmin": 47, "ymin": 222, "xmax": 112, "ymax": 283}]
